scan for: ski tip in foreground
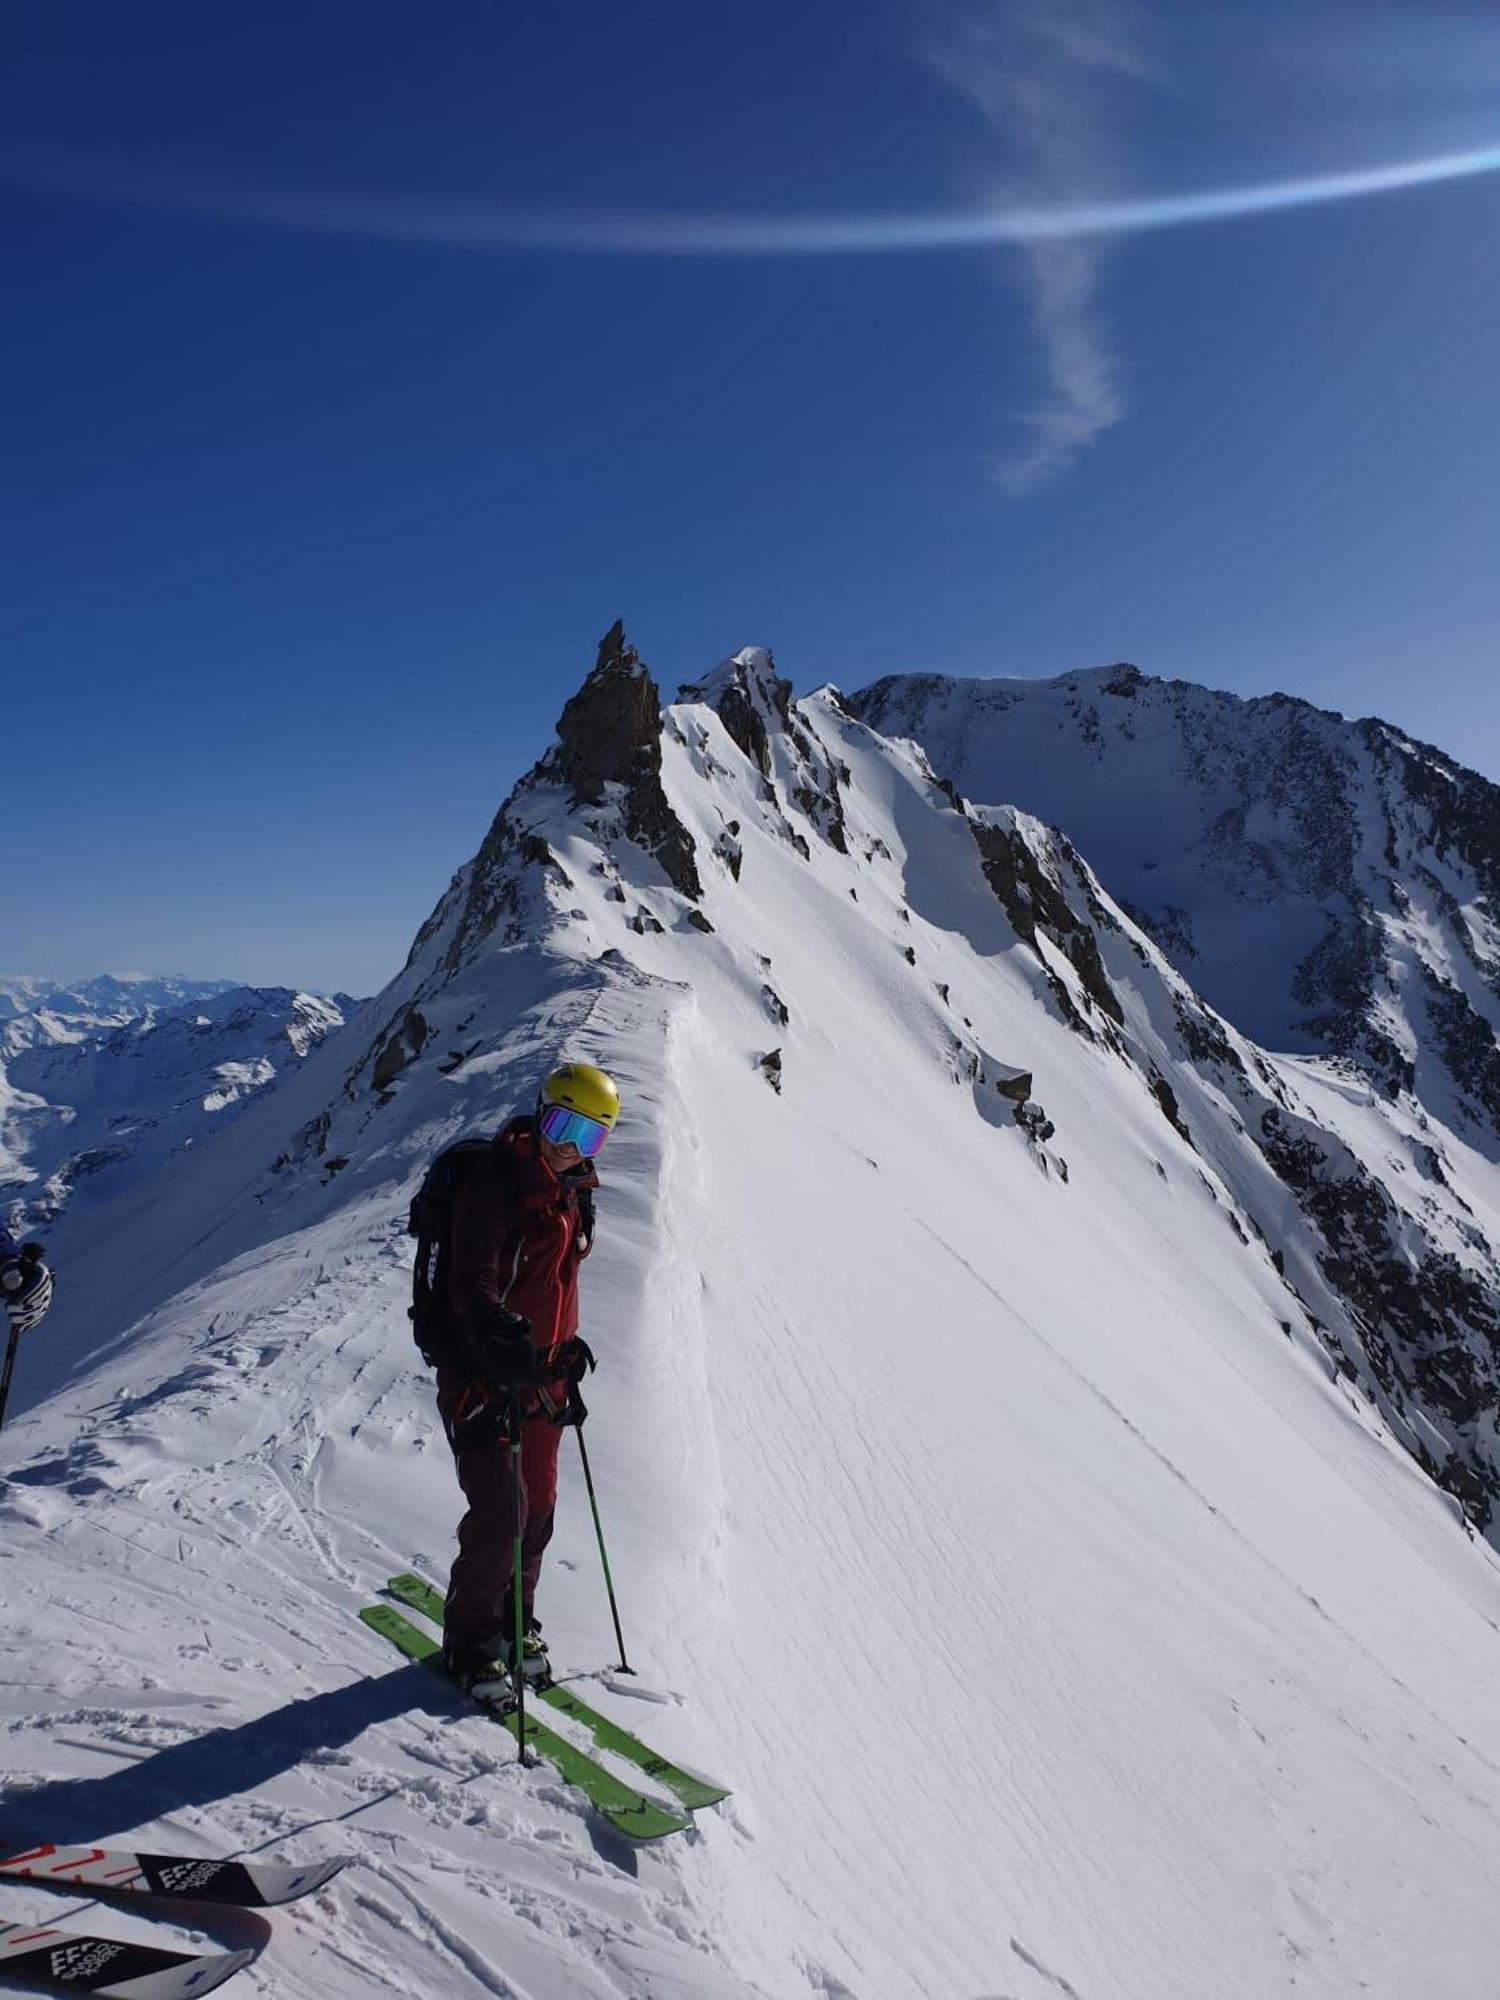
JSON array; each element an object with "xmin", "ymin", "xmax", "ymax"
[
  {"xmin": 0, "ymin": 1922, "xmax": 256, "ymax": 2000},
  {"xmin": 112, "ymin": 1943, "xmax": 259, "ymax": 1999},
  {"xmin": 598, "ymin": 1802, "xmax": 695, "ymax": 1844},
  {"xmin": 221, "ymin": 1854, "xmax": 351, "ymax": 1906},
  {"xmin": 112, "ymin": 1944, "xmax": 259, "ymax": 2000}
]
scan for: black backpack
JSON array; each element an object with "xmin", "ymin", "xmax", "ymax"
[
  {"xmin": 407, "ymin": 1138, "xmax": 495, "ymax": 1367},
  {"xmin": 406, "ymin": 1132, "xmax": 596, "ymax": 1367}
]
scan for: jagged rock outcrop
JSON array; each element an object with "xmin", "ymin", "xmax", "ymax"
[
  {"xmin": 347, "ymin": 625, "xmax": 705, "ymax": 1113},
  {"xmin": 680, "ymin": 648, "xmax": 793, "ymax": 779},
  {"xmin": 681, "ymin": 650, "xmax": 850, "ymax": 858},
  {"xmin": 371, "ymin": 1006, "xmax": 430, "ymax": 1092},
  {"xmin": 554, "ymin": 622, "xmax": 701, "ymax": 899},
  {"xmin": 404, "ymin": 625, "xmax": 703, "ymax": 989},
  {"xmin": 969, "ymin": 812, "xmax": 1126, "ymax": 1039}
]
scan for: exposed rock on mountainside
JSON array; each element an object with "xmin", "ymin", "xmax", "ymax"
[
  {"xmin": 405, "ymin": 625, "xmax": 703, "ymax": 994},
  {"xmin": 969, "ymin": 813, "xmax": 1124, "ymax": 1038},
  {"xmin": 371, "ymin": 1006, "xmax": 430, "ymax": 1092},
  {"xmin": 552, "ymin": 620, "xmax": 701, "ymax": 900},
  {"xmin": 681, "ymin": 649, "xmax": 851, "ymax": 857},
  {"xmin": 953, "ymin": 792, "xmax": 1500, "ymax": 1525}
]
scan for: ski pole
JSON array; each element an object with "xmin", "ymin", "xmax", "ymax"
[
  {"xmin": 0, "ymin": 1322, "xmax": 19, "ymax": 1436},
  {"xmin": 574, "ymin": 1426, "xmax": 632, "ymax": 1674},
  {"xmin": 508, "ymin": 1394, "xmax": 528, "ymax": 1762}
]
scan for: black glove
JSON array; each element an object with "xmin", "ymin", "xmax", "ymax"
[
  {"xmin": 547, "ymin": 1337, "xmax": 595, "ymax": 1428},
  {"xmin": 473, "ymin": 1310, "xmax": 540, "ymax": 1389},
  {"xmin": 552, "ymin": 1336, "xmax": 596, "ymax": 1383},
  {"xmin": 554, "ymin": 1383, "xmax": 589, "ymax": 1429}
]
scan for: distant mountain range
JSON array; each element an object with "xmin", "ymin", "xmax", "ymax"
[
  {"xmin": 0, "ymin": 977, "xmax": 360, "ymax": 1230},
  {"xmin": 0, "ymin": 973, "xmax": 242, "ymax": 1055}
]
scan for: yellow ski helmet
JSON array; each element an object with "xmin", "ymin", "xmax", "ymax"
[{"xmin": 537, "ymin": 1062, "xmax": 620, "ymax": 1156}]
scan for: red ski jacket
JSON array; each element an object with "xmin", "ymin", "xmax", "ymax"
[{"xmin": 448, "ymin": 1115, "xmax": 598, "ymax": 1414}]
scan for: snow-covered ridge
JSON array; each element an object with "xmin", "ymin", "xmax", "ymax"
[{"xmin": 6, "ymin": 631, "xmax": 1500, "ymax": 1996}]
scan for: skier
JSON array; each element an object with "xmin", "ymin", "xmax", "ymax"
[{"xmin": 437, "ymin": 1061, "xmax": 616, "ymax": 1694}]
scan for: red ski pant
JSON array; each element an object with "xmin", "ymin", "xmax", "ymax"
[{"xmin": 439, "ymin": 1392, "xmax": 562, "ymax": 1654}]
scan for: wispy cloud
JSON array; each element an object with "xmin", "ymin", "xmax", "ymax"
[
  {"xmin": 992, "ymin": 237, "xmax": 1122, "ymax": 496},
  {"xmin": 10, "ymin": 138, "xmax": 1498, "ymax": 255},
  {"xmin": 923, "ymin": 0, "xmax": 1156, "ymax": 494}
]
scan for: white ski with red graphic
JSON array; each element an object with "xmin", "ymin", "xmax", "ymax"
[{"xmin": 0, "ymin": 1841, "xmax": 347, "ymax": 1908}]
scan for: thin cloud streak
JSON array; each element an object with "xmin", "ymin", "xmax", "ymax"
[
  {"xmin": 922, "ymin": 0, "xmax": 1145, "ymax": 494},
  {"xmin": 993, "ymin": 238, "xmax": 1121, "ymax": 496},
  {"xmin": 8, "ymin": 142, "xmax": 1500, "ymax": 256}
]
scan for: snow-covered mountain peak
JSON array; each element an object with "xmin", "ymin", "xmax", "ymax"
[
  {"xmin": 676, "ymin": 644, "xmax": 800, "ymax": 786},
  {"xmin": 678, "ymin": 643, "xmax": 789, "ymax": 720},
  {"xmin": 848, "ymin": 664, "xmax": 1500, "ymax": 1150}
]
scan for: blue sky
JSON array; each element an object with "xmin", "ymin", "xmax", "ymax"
[{"xmin": 5, "ymin": 0, "xmax": 1499, "ymax": 995}]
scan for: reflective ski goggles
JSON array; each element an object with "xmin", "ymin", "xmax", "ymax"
[{"xmin": 538, "ymin": 1102, "xmax": 611, "ymax": 1157}]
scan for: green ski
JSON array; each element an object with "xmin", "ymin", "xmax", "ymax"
[
  {"xmin": 358, "ymin": 1603, "xmax": 690, "ymax": 1842},
  {"xmin": 382, "ymin": 1571, "xmax": 731, "ymax": 1813}
]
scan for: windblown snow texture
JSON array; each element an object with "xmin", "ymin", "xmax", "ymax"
[{"xmin": 3, "ymin": 632, "xmax": 1500, "ymax": 1998}]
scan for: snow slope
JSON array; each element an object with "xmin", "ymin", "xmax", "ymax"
[{"xmin": 3, "ymin": 638, "xmax": 1500, "ymax": 1998}]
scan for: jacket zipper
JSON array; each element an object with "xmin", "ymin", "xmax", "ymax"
[{"xmin": 499, "ymin": 1202, "xmax": 573, "ymax": 1360}]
